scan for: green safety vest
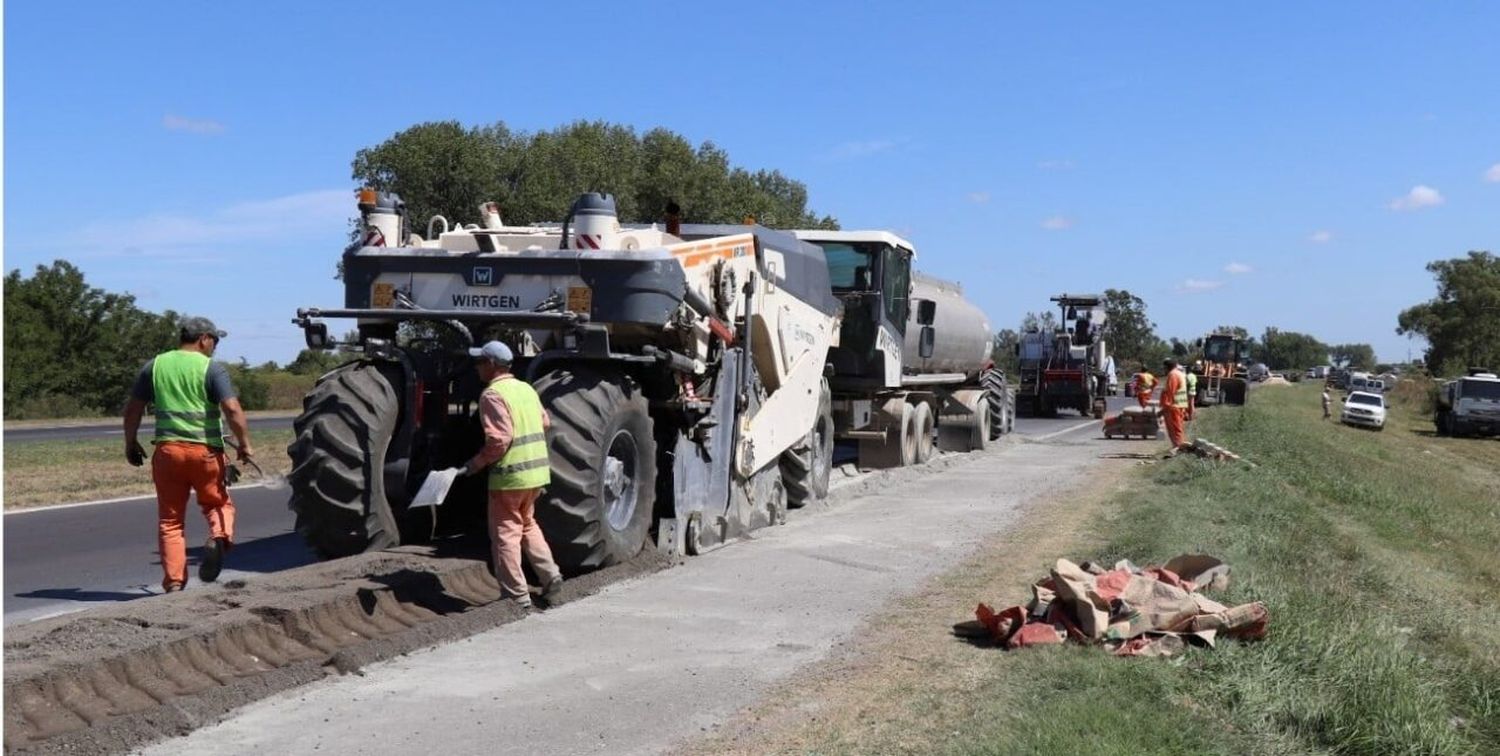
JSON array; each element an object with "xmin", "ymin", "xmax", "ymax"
[
  {"xmin": 488, "ymin": 376, "xmax": 551, "ymax": 491},
  {"xmin": 1172, "ymin": 369, "xmax": 1191, "ymax": 407},
  {"xmin": 152, "ymin": 350, "xmax": 223, "ymax": 447},
  {"xmin": 1186, "ymin": 371, "xmax": 1198, "ymax": 397}
]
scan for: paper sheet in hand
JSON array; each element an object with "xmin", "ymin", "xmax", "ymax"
[{"xmin": 410, "ymin": 468, "xmax": 460, "ymax": 509}]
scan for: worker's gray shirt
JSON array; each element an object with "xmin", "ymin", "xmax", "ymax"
[{"xmin": 130, "ymin": 358, "xmax": 237, "ymax": 403}]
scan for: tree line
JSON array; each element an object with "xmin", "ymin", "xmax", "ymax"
[{"xmin": 352, "ymin": 120, "xmax": 839, "ymax": 235}]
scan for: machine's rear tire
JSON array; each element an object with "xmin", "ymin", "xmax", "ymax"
[
  {"xmin": 287, "ymin": 362, "xmax": 402, "ymax": 560},
  {"xmin": 782, "ymin": 380, "xmax": 834, "ymax": 508},
  {"xmin": 982, "ymin": 370, "xmax": 1012, "ymax": 440},
  {"xmin": 911, "ymin": 401, "xmax": 936, "ymax": 464},
  {"xmin": 533, "ymin": 366, "xmax": 657, "ymax": 575}
]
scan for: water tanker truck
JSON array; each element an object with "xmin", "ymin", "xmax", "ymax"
[
  {"xmin": 289, "ymin": 191, "xmax": 841, "ymax": 573},
  {"xmin": 790, "ymin": 231, "xmax": 1014, "ymax": 468}
]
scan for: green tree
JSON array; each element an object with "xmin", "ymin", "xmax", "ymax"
[
  {"xmin": 352, "ymin": 120, "xmax": 837, "ymax": 233},
  {"xmin": 1101, "ymin": 289, "xmax": 1165, "ymax": 367},
  {"xmin": 1259, "ymin": 327, "xmax": 1328, "ymax": 371},
  {"xmin": 990, "ymin": 329, "xmax": 1020, "ymax": 376},
  {"xmin": 1020, "ymin": 310, "xmax": 1059, "ymax": 333},
  {"xmin": 4, "ymin": 261, "xmax": 180, "ymax": 417},
  {"xmin": 1396, "ymin": 251, "xmax": 1500, "ymax": 375},
  {"xmin": 1328, "ymin": 343, "xmax": 1377, "ymax": 370}
]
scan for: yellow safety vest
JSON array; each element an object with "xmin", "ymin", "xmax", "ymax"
[
  {"xmin": 1170, "ymin": 369, "xmax": 1190, "ymax": 407},
  {"xmin": 487, "ymin": 376, "xmax": 551, "ymax": 490},
  {"xmin": 152, "ymin": 350, "xmax": 223, "ymax": 447}
]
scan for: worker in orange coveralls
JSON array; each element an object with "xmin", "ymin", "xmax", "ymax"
[
  {"xmin": 1160, "ymin": 358, "xmax": 1190, "ymax": 449},
  {"xmin": 123, "ymin": 317, "xmax": 253, "ymax": 592},
  {"xmin": 1135, "ymin": 366, "xmax": 1157, "ymax": 408}
]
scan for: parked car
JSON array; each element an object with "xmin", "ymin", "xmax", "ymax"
[{"xmin": 1341, "ymin": 391, "xmax": 1387, "ymax": 431}]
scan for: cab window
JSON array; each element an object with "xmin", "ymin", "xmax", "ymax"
[{"xmin": 881, "ymin": 245, "xmax": 910, "ymax": 326}]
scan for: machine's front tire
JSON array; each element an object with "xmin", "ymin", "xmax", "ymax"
[
  {"xmin": 534, "ymin": 366, "xmax": 657, "ymax": 575},
  {"xmin": 782, "ymin": 380, "xmax": 834, "ymax": 508},
  {"xmin": 287, "ymin": 362, "xmax": 402, "ymax": 560}
]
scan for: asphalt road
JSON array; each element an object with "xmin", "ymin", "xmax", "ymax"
[
  {"xmin": 2, "ymin": 415, "xmax": 296, "ymax": 444},
  {"xmin": 2, "ymin": 399, "xmax": 1123, "ymax": 625}
]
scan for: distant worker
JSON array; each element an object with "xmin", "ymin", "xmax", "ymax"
[
  {"xmin": 1135, "ymin": 366, "xmax": 1158, "ymax": 408},
  {"xmin": 123, "ymin": 317, "xmax": 252, "ymax": 592},
  {"xmin": 461, "ymin": 340, "xmax": 564, "ymax": 609},
  {"xmin": 1160, "ymin": 358, "xmax": 1190, "ymax": 450},
  {"xmin": 1185, "ymin": 362, "xmax": 1200, "ymax": 420},
  {"xmin": 1322, "ymin": 387, "xmax": 1332, "ymax": 420}
]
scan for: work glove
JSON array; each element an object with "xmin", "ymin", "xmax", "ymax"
[{"xmin": 126, "ymin": 439, "xmax": 147, "ymax": 467}]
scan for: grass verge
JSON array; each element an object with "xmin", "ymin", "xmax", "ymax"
[
  {"xmin": 693, "ymin": 383, "xmax": 1500, "ymax": 755},
  {"xmin": 4, "ymin": 429, "xmax": 295, "ymax": 509}
]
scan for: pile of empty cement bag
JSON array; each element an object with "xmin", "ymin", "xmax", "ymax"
[{"xmin": 959, "ymin": 554, "xmax": 1268, "ymax": 657}]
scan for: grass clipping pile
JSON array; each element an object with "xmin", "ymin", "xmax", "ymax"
[{"xmin": 957, "ymin": 554, "xmax": 1268, "ymax": 657}]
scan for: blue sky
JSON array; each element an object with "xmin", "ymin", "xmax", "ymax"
[{"xmin": 6, "ymin": 2, "xmax": 1497, "ymax": 365}]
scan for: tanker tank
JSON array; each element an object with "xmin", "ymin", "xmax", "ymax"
[{"xmin": 903, "ymin": 271, "xmax": 993, "ymax": 380}]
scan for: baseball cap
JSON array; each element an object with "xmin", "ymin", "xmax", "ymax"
[
  {"xmin": 468, "ymin": 340, "xmax": 514, "ymax": 364},
  {"xmin": 180, "ymin": 316, "xmax": 228, "ymax": 341}
]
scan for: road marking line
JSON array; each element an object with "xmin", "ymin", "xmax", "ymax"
[
  {"xmin": 1029, "ymin": 419, "xmax": 1100, "ymax": 442},
  {"xmin": 4, "ymin": 482, "xmax": 271, "ymax": 516}
]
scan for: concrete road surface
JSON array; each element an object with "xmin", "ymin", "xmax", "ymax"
[
  {"xmin": 2, "ymin": 414, "xmax": 295, "ymax": 444},
  {"xmin": 1, "ymin": 400, "xmax": 1124, "ymax": 626},
  {"xmin": 143, "ymin": 413, "xmax": 1120, "ymax": 756}
]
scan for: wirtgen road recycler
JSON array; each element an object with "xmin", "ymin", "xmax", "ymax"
[{"xmin": 289, "ymin": 191, "xmax": 840, "ymax": 574}]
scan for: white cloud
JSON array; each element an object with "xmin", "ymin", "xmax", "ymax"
[
  {"xmin": 966, "ymin": 191, "xmax": 990, "ymax": 205},
  {"xmin": 1178, "ymin": 278, "xmax": 1224, "ymax": 293},
  {"xmin": 46, "ymin": 189, "xmax": 353, "ymax": 260},
  {"xmin": 1308, "ymin": 230, "xmax": 1333, "ymax": 243},
  {"xmin": 1040, "ymin": 215, "xmax": 1075, "ymax": 230},
  {"xmin": 1224, "ymin": 262, "xmax": 1253, "ymax": 275},
  {"xmin": 1038, "ymin": 159, "xmax": 1075, "ymax": 170},
  {"xmin": 162, "ymin": 113, "xmax": 226, "ymax": 135},
  {"xmin": 1387, "ymin": 184, "xmax": 1444, "ymax": 211},
  {"xmin": 1485, "ymin": 163, "xmax": 1500, "ymax": 183},
  {"xmin": 827, "ymin": 139, "xmax": 898, "ymax": 160}
]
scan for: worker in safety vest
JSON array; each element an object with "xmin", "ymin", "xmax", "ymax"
[
  {"xmin": 461, "ymin": 340, "xmax": 563, "ymax": 608},
  {"xmin": 1185, "ymin": 362, "xmax": 1200, "ymax": 420},
  {"xmin": 1160, "ymin": 358, "xmax": 1190, "ymax": 449},
  {"xmin": 1134, "ymin": 366, "xmax": 1157, "ymax": 408},
  {"xmin": 123, "ymin": 317, "xmax": 253, "ymax": 591}
]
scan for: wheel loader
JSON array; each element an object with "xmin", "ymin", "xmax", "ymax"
[
  {"xmin": 288, "ymin": 191, "xmax": 840, "ymax": 574},
  {"xmin": 1193, "ymin": 333, "xmax": 1248, "ymax": 406}
]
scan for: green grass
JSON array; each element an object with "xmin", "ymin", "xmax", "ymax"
[
  {"xmin": 3, "ymin": 429, "xmax": 295, "ymax": 508},
  {"xmin": 941, "ymin": 385, "xmax": 1500, "ymax": 754}
]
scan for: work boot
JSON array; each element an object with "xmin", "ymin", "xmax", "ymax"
[
  {"xmin": 199, "ymin": 537, "xmax": 227, "ymax": 583},
  {"xmin": 163, "ymin": 582, "xmax": 185, "ymax": 593},
  {"xmin": 541, "ymin": 576, "xmax": 564, "ymax": 601}
]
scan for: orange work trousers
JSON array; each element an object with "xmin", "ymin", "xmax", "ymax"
[
  {"xmin": 487, "ymin": 488, "xmax": 562, "ymax": 602},
  {"xmin": 152, "ymin": 441, "xmax": 235, "ymax": 590},
  {"xmin": 1162, "ymin": 405, "xmax": 1188, "ymax": 448},
  {"xmin": 1137, "ymin": 389, "xmax": 1153, "ymax": 408}
]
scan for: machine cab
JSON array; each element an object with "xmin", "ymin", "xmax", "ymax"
[{"xmin": 791, "ymin": 230, "xmax": 914, "ymax": 386}]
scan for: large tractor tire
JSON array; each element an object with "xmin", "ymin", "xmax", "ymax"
[
  {"xmin": 982, "ymin": 370, "xmax": 1012, "ymax": 440},
  {"xmin": 533, "ymin": 366, "xmax": 657, "ymax": 575},
  {"xmin": 287, "ymin": 362, "xmax": 402, "ymax": 560},
  {"xmin": 781, "ymin": 380, "xmax": 834, "ymax": 508}
]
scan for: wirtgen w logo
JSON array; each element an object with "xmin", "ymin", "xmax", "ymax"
[{"xmin": 470, "ymin": 266, "xmax": 496, "ymax": 286}]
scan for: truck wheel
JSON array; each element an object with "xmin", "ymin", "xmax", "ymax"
[
  {"xmin": 911, "ymin": 400, "xmax": 936, "ymax": 464},
  {"xmin": 860, "ymin": 398, "xmax": 914, "ymax": 469},
  {"xmin": 981, "ymin": 370, "xmax": 1011, "ymax": 440},
  {"xmin": 782, "ymin": 379, "xmax": 834, "ymax": 508},
  {"xmin": 534, "ymin": 366, "xmax": 657, "ymax": 575},
  {"xmin": 287, "ymin": 361, "xmax": 402, "ymax": 560}
]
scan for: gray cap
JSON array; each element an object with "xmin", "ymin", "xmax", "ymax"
[
  {"xmin": 468, "ymin": 340, "xmax": 514, "ymax": 364},
  {"xmin": 180, "ymin": 316, "xmax": 227, "ymax": 341}
]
